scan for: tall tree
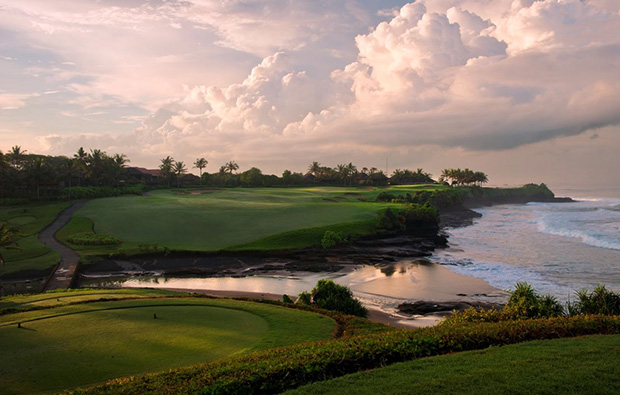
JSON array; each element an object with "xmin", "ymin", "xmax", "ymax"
[
  {"xmin": 225, "ymin": 161, "xmax": 239, "ymax": 175},
  {"xmin": 173, "ymin": 161, "xmax": 187, "ymax": 188},
  {"xmin": 308, "ymin": 161, "xmax": 321, "ymax": 176},
  {"xmin": 24, "ymin": 157, "xmax": 52, "ymax": 199},
  {"xmin": 60, "ymin": 158, "xmax": 80, "ymax": 199},
  {"xmin": 193, "ymin": 158, "xmax": 208, "ymax": 184},
  {"xmin": 159, "ymin": 156, "xmax": 175, "ymax": 187},
  {"xmin": 7, "ymin": 145, "xmax": 27, "ymax": 171},
  {"xmin": 73, "ymin": 147, "xmax": 88, "ymax": 186}
]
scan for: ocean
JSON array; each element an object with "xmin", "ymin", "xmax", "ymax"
[{"xmin": 433, "ymin": 190, "xmax": 620, "ymax": 302}]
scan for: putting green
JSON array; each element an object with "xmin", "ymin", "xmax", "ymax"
[{"xmin": 0, "ymin": 296, "xmax": 336, "ymax": 394}]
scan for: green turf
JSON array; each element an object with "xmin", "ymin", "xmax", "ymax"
[
  {"xmin": 73, "ymin": 188, "xmax": 370, "ymax": 251},
  {"xmin": 0, "ymin": 290, "xmax": 336, "ymax": 394},
  {"xmin": 0, "ymin": 202, "xmax": 70, "ymax": 276},
  {"xmin": 71, "ymin": 186, "xmax": 442, "ymax": 253},
  {"xmin": 285, "ymin": 335, "xmax": 620, "ymax": 395}
]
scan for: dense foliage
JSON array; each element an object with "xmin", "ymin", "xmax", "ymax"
[
  {"xmin": 295, "ymin": 280, "xmax": 368, "ymax": 318},
  {"xmin": 67, "ymin": 232, "xmax": 120, "ymax": 246},
  {"xmin": 444, "ymin": 283, "xmax": 620, "ymax": 326}
]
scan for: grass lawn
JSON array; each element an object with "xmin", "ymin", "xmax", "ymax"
[
  {"xmin": 286, "ymin": 334, "xmax": 620, "ymax": 395},
  {"xmin": 65, "ymin": 186, "xmax": 442, "ymax": 253},
  {"xmin": 0, "ymin": 289, "xmax": 336, "ymax": 394},
  {"xmin": 0, "ymin": 202, "xmax": 70, "ymax": 276}
]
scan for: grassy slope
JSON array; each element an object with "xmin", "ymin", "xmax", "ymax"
[
  {"xmin": 0, "ymin": 202, "xmax": 70, "ymax": 276},
  {"xmin": 68, "ymin": 186, "xmax": 443, "ymax": 253},
  {"xmin": 0, "ymin": 289, "xmax": 336, "ymax": 394},
  {"xmin": 286, "ymin": 334, "xmax": 620, "ymax": 395}
]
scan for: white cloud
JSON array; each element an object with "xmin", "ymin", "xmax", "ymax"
[{"xmin": 7, "ymin": 0, "xmax": 620, "ymax": 186}]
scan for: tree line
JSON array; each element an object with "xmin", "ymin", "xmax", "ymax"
[
  {"xmin": 0, "ymin": 146, "xmax": 131, "ymax": 200},
  {"xmin": 439, "ymin": 168, "xmax": 489, "ymax": 186},
  {"xmin": 0, "ymin": 145, "xmax": 489, "ymax": 201}
]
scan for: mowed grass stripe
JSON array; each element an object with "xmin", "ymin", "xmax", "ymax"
[{"xmin": 0, "ymin": 295, "xmax": 336, "ymax": 394}]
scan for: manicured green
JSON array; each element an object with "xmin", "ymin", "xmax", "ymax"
[
  {"xmin": 0, "ymin": 202, "xmax": 69, "ymax": 276},
  {"xmin": 286, "ymin": 334, "xmax": 620, "ymax": 395},
  {"xmin": 0, "ymin": 290, "xmax": 336, "ymax": 394},
  {"xmin": 70, "ymin": 315, "xmax": 620, "ymax": 395},
  {"xmin": 72, "ymin": 187, "xmax": 443, "ymax": 252}
]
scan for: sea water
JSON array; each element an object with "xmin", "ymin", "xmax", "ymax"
[{"xmin": 432, "ymin": 192, "xmax": 620, "ymax": 302}]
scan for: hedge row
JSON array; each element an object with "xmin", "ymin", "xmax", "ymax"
[
  {"xmin": 71, "ymin": 315, "xmax": 620, "ymax": 395},
  {"xmin": 61, "ymin": 185, "xmax": 145, "ymax": 200}
]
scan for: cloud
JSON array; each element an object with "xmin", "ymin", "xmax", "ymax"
[
  {"xmin": 0, "ymin": 92, "xmax": 38, "ymax": 110},
  {"xmin": 24, "ymin": 0, "xmax": 620, "ymax": 175},
  {"xmin": 290, "ymin": 0, "xmax": 620, "ymax": 150}
]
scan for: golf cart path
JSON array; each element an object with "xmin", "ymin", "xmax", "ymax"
[{"xmin": 40, "ymin": 200, "xmax": 88, "ymax": 291}]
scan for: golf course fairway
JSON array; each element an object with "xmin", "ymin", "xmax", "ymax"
[
  {"xmin": 67, "ymin": 186, "xmax": 440, "ymax": 251},
  {"xmin": 0, "ymin": 290, "xmax": 336, "ymax": 394}
]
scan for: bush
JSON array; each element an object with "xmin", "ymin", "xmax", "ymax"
[
  {"xmin": 67, "ymin": 232, "xmax": 120, "ymax": 246},
  {"xmin": 376, "ymin": 192, "xmax": 396, "ymax": 202},
  {"xmin": 569, "ymin": 285, "xmax": 620, "ymax": 316},
  {"xmin": 444, "ymin": 282, "xmax": 564, "ymax": 325},
  {"xmin": 375, "ymin": 207, "xmax": 404, "ymax": 232},
  {"xmin": 295, "ymin": 291, "xmax": 312, "ymax": 306},
  {"xmin": 321, "ymin": 231, "xmax": 349, "ymax": 249},
  {"xmin": 311, "ymin": 279, "xmax": 368, "ymax": 318},
  {"xmin": 61, "ymin": 185, "xmax": 145, "ymax": 200},
  {"xmin": 403, "ymin": 202, "xmax": 439, "ymax": 225}
]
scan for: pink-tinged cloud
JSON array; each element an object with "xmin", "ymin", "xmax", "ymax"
[{"xmin": 23, "ymin": 0, "xmax": 620, "ymax": 186}]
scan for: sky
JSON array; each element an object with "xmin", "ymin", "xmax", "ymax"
[{"xmin": 0, "ymin": 0, "xmax": 619, "ymax": 190}]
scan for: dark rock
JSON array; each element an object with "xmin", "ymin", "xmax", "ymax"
[{"xmin": 398, "ymin": 300, "xmax": 504, "ymax": 315}]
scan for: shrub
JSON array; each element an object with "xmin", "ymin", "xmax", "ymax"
[
  {"xmin": 403, "ymin": 202, "xmax": 439, "ymax": 225},
  {"xmin": 376, "ymin": 192, "xmax": 396, "ymax": 202},
  {"xmin": 321, "ymin": 230, "xmax": 349, "ymax": 249},
  {"xmin": 295, "ymin": 291, "xmax": 312, "ymax": 306},
  {"xmin": 61, "ymin": 185, "xmax": 145, "ymax": 200},
  {"xmin": 282, "ymin": 294, "xmax": 294, "ymax": 304},
  {"xmin": 444, "ymin": 282, "xmax": 564, "ymax": 325},
  {"xmin": 569, "ymin": 285, "xmax": 620, "ymax": 316},
  {"xmin": 67, "ymin": 232, "xmax": 120, "ymax": 246},
  {"xmin": 310, "ymin": 279, "xmax": 368, "ymax": 318},
  {"xmin": 505, "ymin": 282, "xmax": 564, "ymax": 319},
  {"xmin": 375, "ymin": 207, "xmax": 404, "ymax": 232}
]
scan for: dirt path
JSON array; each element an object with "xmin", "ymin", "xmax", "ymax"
[{"xmin": 40, "ymin": 200, "xmax": 88, "ymax": 291}]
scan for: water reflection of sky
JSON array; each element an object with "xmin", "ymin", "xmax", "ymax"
[{"xmin": 81, "ymin": 260, "xmax": 504, "ymax": 309}]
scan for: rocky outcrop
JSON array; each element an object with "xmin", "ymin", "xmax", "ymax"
[{"xmin": 398, "ymin": 300, "xmax": 504, "ymax": 316}]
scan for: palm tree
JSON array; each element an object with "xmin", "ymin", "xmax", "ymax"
[
  {"xmin": 60, "ymin": 158, "xmax": 80, "ymax": 199},
  {"xmin": 73, "ymin": 147, "xmax": 88, "ymax": 186},
  {"xmin": 225, "ymin": 161, "xmax": 239, "ymax": 175},
  {"xmin": 159, "ymin": 156, "xmax": 175, "ymax": 187},
  {"xmin": 336, "ymin": 163, "xmax": 348, "ymax": 185},
  {"xmin": 308, "ymin": 161, "xmax": 321, "ymax": 176},
  {"xmin": 86, "ymin": 149, "xmax": 106, "ymax": 185},
  {"xmin": 0, "ymin": 151, "xmax": 9, "ymax": 197},
  {"xmin": 193, "ymin": 158, "xmax": 208, "ymax": 184},
  {"xmin": 346, "ymin": 162, "xmax": 357, "ymax": 185},
  {"xmin": 25, "ymin": 157, "xmax": 51, "ymax": 199},
  {"xmin": 7, "ymin": 145, "xmax": 27, "ymax": 170},
  {"xmin": 173, "ymin": 161, "xmax": 187, "ymax": 188}
]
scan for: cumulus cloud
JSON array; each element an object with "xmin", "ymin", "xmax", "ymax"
[
  {"xmin": 289, "ymin": 0, "xmax": 620, "ymax": 150},
  {"xmin": 19, "ymin": 0, "xmax": 620, "ymax": 176}
]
